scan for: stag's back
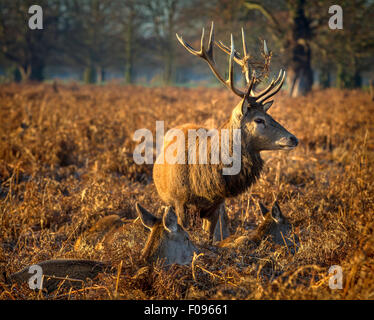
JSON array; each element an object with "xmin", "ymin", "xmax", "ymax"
[{"xmin": 153, "ymin": 123, "xmax": 227, "ymax": 209}]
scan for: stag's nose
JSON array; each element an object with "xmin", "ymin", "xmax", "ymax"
[{"xmin": 289, "ymin": 135, "xmax": 298, "ymax": 147}]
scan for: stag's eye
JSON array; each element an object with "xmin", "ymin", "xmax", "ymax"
[{"xmin": 254, "ymin": 118, "xmax": 265, "ymax": 125}]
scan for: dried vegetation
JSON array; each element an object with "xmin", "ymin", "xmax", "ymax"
[{"xmin": 0, "ymin": 82, "xmax": 373, "ymax": 299}]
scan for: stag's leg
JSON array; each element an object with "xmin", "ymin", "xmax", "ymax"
[
  {"xmin": 175, "ymin": 202, "xmax": 188, "ymax": 229},
  {"xmin": 202, "ymin": 212, "xmax": 219, "ymax": 241},
  {"xmin": 201, "ymin": 202, "xmax": 223, "ymax": 241},
  {"xmin": 202, "ymin": 202, "xmax": 230, "ymax": 242},
  {"xmin": 212, "ymin": 202, "xmax": 230, "ymax": 242}
]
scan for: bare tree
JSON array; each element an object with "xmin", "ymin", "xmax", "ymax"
[
  {"xmin": 142, "ymin": 0, "xmax": 206, "ymax": 84},
  {"xmin": 0, "ymin": 0, "xmax": 61, "ymax": 81},
  {"xmin": 62, "ymin": 0, "xmax": 122, "ymax": 83},
  {"xmin": 117, "ymin": 0, "xmax": 145, "ymax": 84},
  {"xmin": 244, "ymin": 0, "xmax": 313, "ymax": 96},
  {"xmin": 316, "ymin": 0, "xmax": 374, "ymax": 89}
]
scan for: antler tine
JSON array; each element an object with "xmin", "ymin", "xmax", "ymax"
[
  {"xmin": 241, "ymin": 28, "xmax": 250, "ymax": 84},
  {"xmin": 247, "ymin": 70, "xmax": 256, "ymax": 95},
  {"xmin": 253, "ymin": 69, "xmax": 282, "ymax": 100},
  {"xmin": 227, "ymin": 34, "xmax": 234, "ymax": 88},
  {"xmin": 227, "ymin": 34, "xmax": 235, "ymax": 91},
  {"xmin": 226, "ymin": 34, "xmax": 245, "ymax": 97},
  {"xmin": 200, "ymin": 27, "xmax": 205, "ymax": 52},
  {"xmin": 216, "ymin": 40, "xmax": 244, "ymax": 67},
  {"xmin": 257, "ymin": 70, "xmax": 286, "ymax": 103},
  {"xmin": 242, "ymin": 28, "xmax": 248, "ymax": 58},
  {"xmin": 206, "ymin": 21, "xmax": 214, "ymax": 58},
  {"xmin": 216, "ymin": 29, "xmax": 258, "ymax": 89},
  {"xmin": 263, "ymin": 40, "xmax": 269, "ymax": 56},
  {"xmin": 176, "ymin": 33, "xmax": 200, "ymax": 57}
]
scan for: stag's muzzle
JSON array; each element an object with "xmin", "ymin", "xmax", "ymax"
[{"xmin": 276, "ymin": 135, "xmax": 298, "ymax": 150}]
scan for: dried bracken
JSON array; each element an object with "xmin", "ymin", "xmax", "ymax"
[{"xmin": 0, "ymin": 82, "xmax": 373, "ymax": 299}]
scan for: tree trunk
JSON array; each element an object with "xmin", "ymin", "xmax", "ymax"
[
  {"xmin": 6, "ymin": 66, "xmax": 21, "ymax": 82},
  {"xmin": 96, "ymin": 66, "xmax": 104, "ymax": 84},
  {"xmin": 18, "ymin": 65, "xmax": 32, "ymax": 82},
  {"xmin": 286, "ymin": 0, "xmax": 313, "ymax": 97},
  {"xmin": 370, "ymin": 79, "xmax": 374, "ymax": 101},
  {"xmin": 336, "ymin": 63, "xmax": 361, "ymax": 89},
  {"xmin": 319, "ymin": 66, "xmax": 330, "ymax": 89},
  {"xmin": 124, "ymin": 10, "xmax": 134, "ymax": 84},
  {"xmin": 163, "ymin": 0, "xmax": 176, "ymax": 85},
  {"xmin": 124, "ymin": 43, "xmax": 133, "ymax": 84},
  {"xmin": 163, "ymin": 49, "xmax": 174, "ymax": 85},
  {"xmin": 18, "ymin": 56, "xmax": 45, "ymax": 82},
  {"xmin": 287, "ymin": 51, "xmax": 313, "ymax": 97},
  {"xmin": 30, "ymin": 56, "xmax": 45, "ymax": 81},
  {"xmin": 83, "ymin": 66, "xmax": 96, "ymax": 84},
  {"xmin": 353, "ymin": 70, "xmax": 362, "ymax": 88}
]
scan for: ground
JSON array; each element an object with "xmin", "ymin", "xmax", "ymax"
[{"xmin": 0, "ymin": 82, "xmax": 373, "ymax": 299}]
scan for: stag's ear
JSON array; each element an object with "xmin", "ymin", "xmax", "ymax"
[
  {"xmin": 271, "ymin": 201, "xmax": 284, "ymax": 222},
  {"xmin": 263, "ymin": 100, "xmax": 274, "ymax": 112},
  {"xmin": 232, "ymin": 98, "xmax": 248, "ymax": 122},
  {"xmin": 136, "ymin": 203, "xmax": 159, "ymax": 230},
  {"xmin": 162, "ymin": 207, "xmax": 178, "ymax": 233},
  {"xmin": 259, "ymin": 202, "xmax": 269, "ymax": 216},
  {"xmin": 240, "ymin": 97, "xmax": 249, "ymax": 115}
]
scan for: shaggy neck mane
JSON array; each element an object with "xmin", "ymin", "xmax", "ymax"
[
  {"xmin": 188, "ymin": 117, "xmax": 264, "ymax": 206},
  {"xmin": 218, "ymin": 117, "xmax": 264, "ymax": 198}
]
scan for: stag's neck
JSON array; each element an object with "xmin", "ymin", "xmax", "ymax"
[{"xmin": 218, "ymin": 118, "xmax": 264, "ymax": 198}]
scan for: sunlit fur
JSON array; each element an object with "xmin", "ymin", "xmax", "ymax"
[{"xmin": 153, "ymin": 98, "xmax": 298, "ymax": 240}]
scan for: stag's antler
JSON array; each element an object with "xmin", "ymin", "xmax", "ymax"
[
  {"xmin": 215, "ymin": 28, "xmax": 253, "ymax": 84},
  {"xmin": 254, "ymin": 69, "xmax": 286, "ymax": 103},
  {"xmin": 176, "ymin": 22, "xmax": 246, "ymax": 98},
  {"xmin": 176, "ymin": 22, "xmax": 286, "ymax": 104}
]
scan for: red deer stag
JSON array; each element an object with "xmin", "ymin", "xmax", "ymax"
[{"xmin": 153, "ymin": 22, "xmax": 298, "ymax": 241}]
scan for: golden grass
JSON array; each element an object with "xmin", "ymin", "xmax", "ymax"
[{"xmin": 0, "ymin": 82, "xmax": 373, "ymax": 299}]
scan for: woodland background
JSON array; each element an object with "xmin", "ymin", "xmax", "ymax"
[{"xmin": 0, "ymin": 0, "xmax": 373, "ymax": 96}]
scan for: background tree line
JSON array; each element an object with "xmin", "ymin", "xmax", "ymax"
[{"xmin": 0, "ymin": 0, "xmax": 373, "ymax": 96}]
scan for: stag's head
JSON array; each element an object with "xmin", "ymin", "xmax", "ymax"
[{"xmin": 176, "ymin": 22, "xmax": 298, "ymax": 152}]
